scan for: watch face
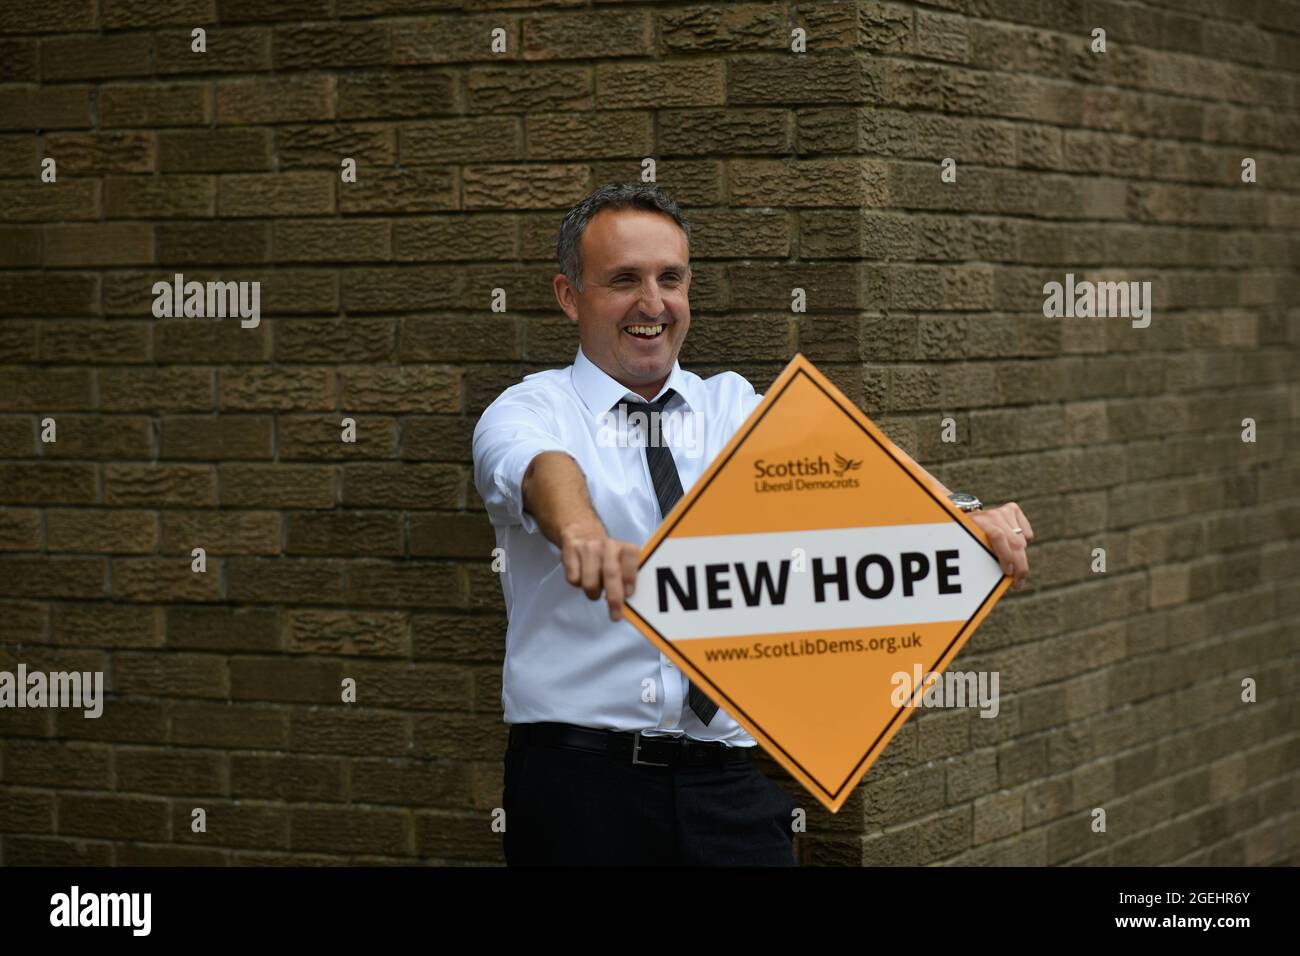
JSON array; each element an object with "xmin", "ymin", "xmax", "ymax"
[{"xmin": 949, "ymin": 493, "xmax": 980, "ymax": 511}]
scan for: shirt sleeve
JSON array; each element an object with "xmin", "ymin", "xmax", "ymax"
[
  {"xmin": 738, "ymin": 373, "xmax": 764, "ymax": 421},
  {"xmin": 472, "ymin": 391, "xmax": 572, "ymax": 534}
]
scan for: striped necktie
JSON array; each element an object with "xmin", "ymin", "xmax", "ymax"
[{"xmin": 615, "ymin": 389, "xmax": 719, "ymax": 726}]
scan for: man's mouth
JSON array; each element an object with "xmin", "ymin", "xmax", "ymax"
[{"xmin": 624, "ymin": 323, "xmax": 665, "ymax": 339}]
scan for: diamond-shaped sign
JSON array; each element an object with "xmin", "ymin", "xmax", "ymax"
[{"xmin": 622, "ymin": 354, "xmax": 1010, "ymax": 813}]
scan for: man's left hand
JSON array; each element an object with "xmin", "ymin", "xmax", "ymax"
[{"xmin": 967, "ymin": 503, "xmax": 1034, "ymax": 591}]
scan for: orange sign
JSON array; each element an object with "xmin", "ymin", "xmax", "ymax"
[{"xmin": 622, "ymin": 354, "xmax": 1010, "ymax": 813}]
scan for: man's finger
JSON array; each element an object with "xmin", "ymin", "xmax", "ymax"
[
  {"xmin": 984, "ymin": 525, "xmax": 1025, "ymax": 587},
  {"xmin": 1011, "ymin": 546, "xmax": 1029, "ymax": 589},
  {"xmin": 996, "ymin": 505, "xmax": 1031, "ymax": 588},
  {"xmin": 580, "ymin": 541, "xmax": 602, "ymax": 599},
  {"xmin": 562, "ymin": 544, "xmax": 581, "ymax": 587},
  {"xmin": 1006, "ymin": 502, "xmax": 1034, "ymax": 542},
  {"xmin": 603, "ymin": 546, "xmax": 625, "ymax": 621},
  {"xmin": 620, "ymin": 545, "xmax": 638, "ymax": 599},
  {"xmin": 985, "ymin": 527, "xmax": 1015, "ymax": 578}
]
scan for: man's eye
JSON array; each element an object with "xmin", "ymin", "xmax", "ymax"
[{"xmin": 613, "ymin": 274, "xmax": 680, "ymax": 284}]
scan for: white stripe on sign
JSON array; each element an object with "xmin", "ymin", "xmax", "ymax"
[{"xmin": 626, "ymin": 523, "xmax": 1004, "ymax": 640}]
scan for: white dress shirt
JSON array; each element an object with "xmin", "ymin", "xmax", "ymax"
[{"xmin": 472, "ymin": 344, "xmax": 764, "ymax": 746}]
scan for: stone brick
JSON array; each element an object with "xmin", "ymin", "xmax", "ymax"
[
  {"xmin": 274, "ymin": 319, "xmax": 395, "ymax": 363},
  {"xmin": 285, "ymin": 511, "xmax": 403, "ymax": 557},
  {"xmin": 272, "ymin": 219, "xmax": 390, "ymax": 262},
  {"xmin": 276, "ymin": 22, "xmax": 389, "ymax": 69},
  {"xmin": 53, "ymin": 604, "xmax": 160, "ymax": 648},
  {"xmin": 0, "ymin": 227, "xmax": 40, "ymax": 267},
  {"xmin": 160, "ymin": 416, "xmax": 273, "ymax": 460},
  {"xmin": 400, "ymin": 118, "xmax": 521, "ymax": 165},
  {"xmin": 0, "ymin": 272, "xmax": 96, "ymax": 315},
  {"xmin": 409, "ymin": 513, "xmax": 494, "ymax": 559},
  {"xmin": 156, "ymin": 222, "xmax": 269, "ymax": 264},
  {"xmin": 219, "ymin": 464, "xmax": 335, "ymax": 508},
  {"xmin": 0, "ymin": 368, "xmax": 94, "ymax": 409},
  {"xmin": 338, "ymin": 168, "xmax": 456, "ymax": 214},
  {"xmin": 340, "ymin": 366, "xmax": 459, "ymax": 413},
  {"xmin": 0, "ymin": 557, "xmax": 105, "ymax": 599},
  {"xmin": 346, "ymin": 562, "xmax": 461, "ymax": 608},
  {"xmin": 286, "ymin": 609, "xmax": 409, "ymax": 656},
  {"xmin": 165, "ymin": 606, "xmax": 280, "ymax": 652},
  {"xmin": 101, "ymin": 368, "xmax": 214, "ymax": 411},
  {"xmin": 41, "ymin": 33, "xmax": 152, "ymax": 80},
  {"xmin": 216, "ymin": 75, "xmax": 334, "ymax": 124},
  {"xmin": 45, "ymin": 132, "xmax": 154, "ymax": 173},
  {"xmin": 115, "ymin": 653, "xmax": 228, "ymax": 701},
  {"xmin": 171, "ymin": 701, "xmax": 286, "ymax": 749},
  {"xmin": 0, "ymin": 37, "xmax": 36, "ymax": 80},
  {"xmin": 105, "ymin": 464, "xmax": 216, "ymax": 507},
  {"xmin": 0, "ymin": 509, "xmax": 40, "ymax": 551},
  {"xmin": 0, "ymin": 85, "xmax": 93, "ymax": 129},
  {"xmin": 0, "ymin": 464, "xmax": 97, "ymax": 506},
  {"xmin": 43, "ymin": 224, "xmax": 154, "ymax": 267},
  {"xmin": 400, "ymin": 418, "xmax": 478, "ymax": 463},
  {"xmin": 524, "ymin": 11, "xmax": 651, "ymax": 59},
  {"xmin": 106, "ymin": 176, "xmax": 215, "ymax": 219},
  {"xmin": 0, "ymin": 182, "xmax": 100, "ymax": 222},
  {"xmin": 0, "ymin": 134, "xmax": 36, "ymax": 173},
  {"xmin": 226, "ymin": 558, "xmax": 345, "ymax": 604},
  {"xmin": 231, "ymin": 753, "xmax": 346, "ymax": 802},
  {"xmin": 277, "ymin": 123, "xmax": 395, "ymax": 168},
  {"xmin": 337, "ymin": 69, "xmax": 457, "ymax": 119},
  {"xmin": 116, "ymin": 747, "xmax": 225, "ymax": 794},
  {"xmin": 218, "ymin": 173, "xmax": 335, "ymax": 217},
  {"xmin": 341, "ymin": 464, "xmax": 460, "ymax": 509},
  {"xmin": 112, "ymin": 558, "xmax": 222, "ymax": 602},
  {"xmin": 155, "ymin": 26, "xmax": 270, "ymax": 74},
  {"xmin": 102, "ymin": 0, "xmax": 213, "ymax": 28},
  {"xmin": 158, "ymin": 129, "xmax": 273, "ymax": 173},
  {"xmin": 161, "ymin": 511, "xmax": 281, "ymax": 555},
  {"xmin": 57, "ymin": 795, "xmax": 168, "ymax": 842},
  {"xmin": 278, "ymin": 415, "xmax": 398, "ymax": 460},
  {"xmin": 47, "ymin": 510, "xmax": 158, "ymax": 554},
  {"xmin": 218, "ymin": 367, "xmax": 335, "ymax": 412},
  {"xmin": 101, "ymin": 83, "xmax": 210, "ymax": 127}
]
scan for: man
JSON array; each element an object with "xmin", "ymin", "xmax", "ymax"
[{"xmin": 472, "ymin": 183, "xmax": 1034, "ymax": 866}]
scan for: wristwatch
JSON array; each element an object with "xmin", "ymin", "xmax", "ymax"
[{"xmin": 948, "ymin": 492, "xmax": 982, "ymax": 513}]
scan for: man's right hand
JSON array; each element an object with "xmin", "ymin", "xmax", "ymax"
[{"xmin": 559, "ymin": 522, "xmax": 639, "ymax": 623}]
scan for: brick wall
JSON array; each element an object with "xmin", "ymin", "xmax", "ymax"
[{"xmin": 1, "ymin": 0, "xmax": 1297, "ymax": 866}]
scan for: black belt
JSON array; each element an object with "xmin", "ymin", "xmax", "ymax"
[{"xmin": 509, "ymin": 721, "xmax": 752, "ymax": 768}]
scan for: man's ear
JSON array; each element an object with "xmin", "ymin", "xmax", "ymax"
[{"xmin": 553, "ymin": 273, "xmax": 580, "ymax": 323}]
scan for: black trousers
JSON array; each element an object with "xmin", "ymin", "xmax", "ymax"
[{"xmin": 502, "ymin": 729, "xmax": 799, "ymax": 866}]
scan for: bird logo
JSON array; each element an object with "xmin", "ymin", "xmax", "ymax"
[{"xmin": 832, "ymin": 452, "xmax": 863, "ymax": 477}]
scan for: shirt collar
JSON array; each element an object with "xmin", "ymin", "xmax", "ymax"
[{"xmin": 571, "ymin": 343, "xmax": 694, "ymax": 418}]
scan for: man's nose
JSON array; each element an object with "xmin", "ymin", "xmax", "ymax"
[{"xmin": 637, "ymin": 279, "xmax": 667, "ymax": 317}]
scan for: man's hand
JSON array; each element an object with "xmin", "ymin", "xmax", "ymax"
[
  {"xmin": 968, "ymin": 502, "xmax": 1034, "ymax": 591},
  {"xmin": 558, "ymin": 522, "xmax": 640, "ymax": 622}
]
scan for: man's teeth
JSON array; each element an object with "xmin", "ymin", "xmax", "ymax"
[{"xmin": 626, "ymin": 324, "xmax": 664, "ymax": 336}]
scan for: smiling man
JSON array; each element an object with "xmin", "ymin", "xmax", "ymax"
[{"xmin": 471, "ymin": 183, "xmax": 1034, "ymax": 866}]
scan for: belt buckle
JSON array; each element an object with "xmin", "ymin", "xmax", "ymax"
[{"xmin": 631, "ymin": 732, "xmax": 671, "ymax": 767}]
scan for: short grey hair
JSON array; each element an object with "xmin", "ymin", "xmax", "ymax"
[{"xmin": 555, "ymin": 183, "xmax": 692, "ymax": 293}]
